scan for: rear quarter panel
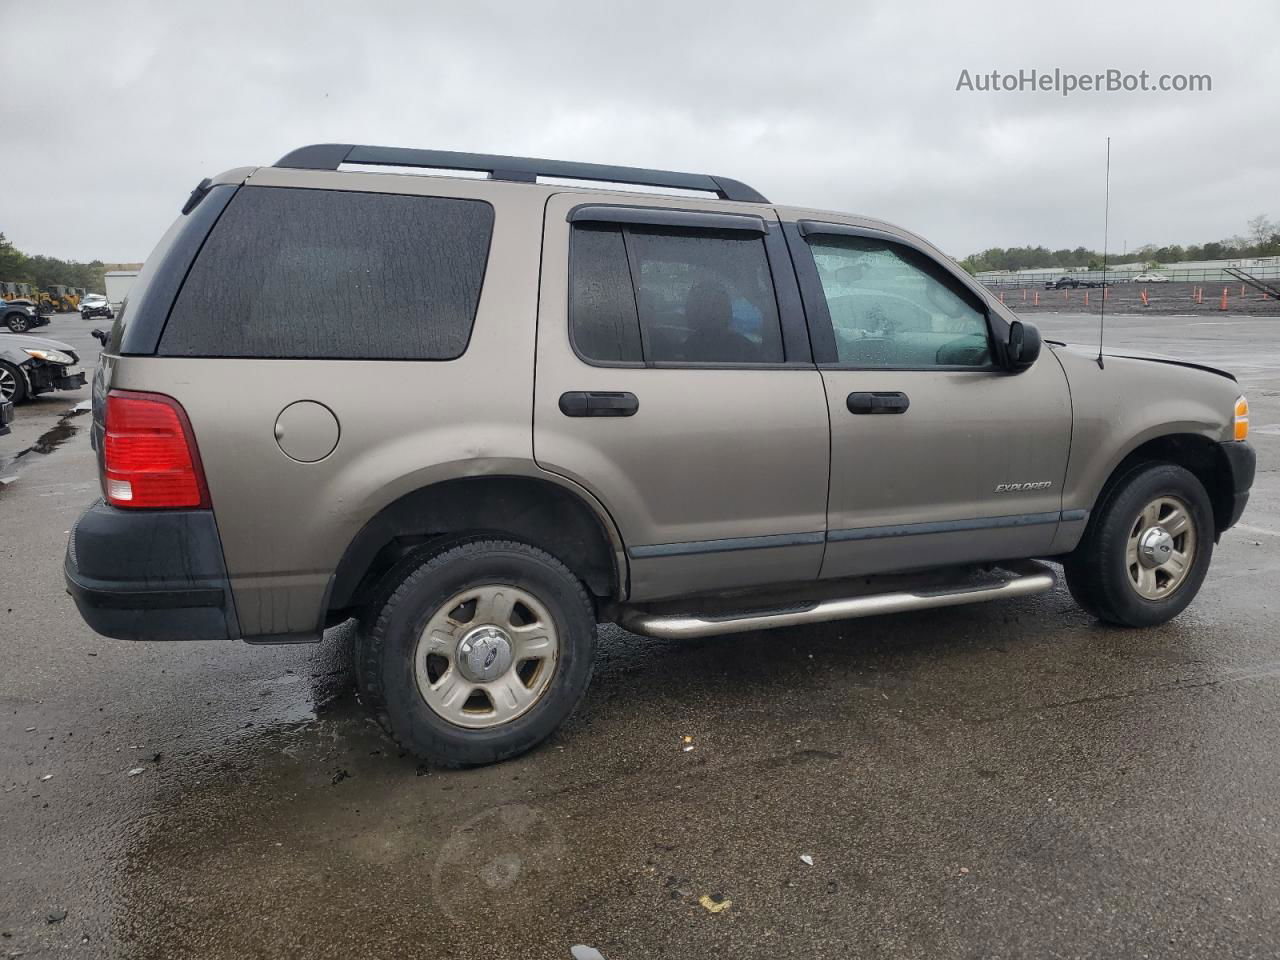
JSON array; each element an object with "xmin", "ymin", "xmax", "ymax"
[{"xmin": 108, "ymin": 169, "xmax": 551, "ymax": 638}]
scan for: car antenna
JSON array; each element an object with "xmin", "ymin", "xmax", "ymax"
[{"xmin": 1096, "ymin": 136, "xmax": 1111, "ymax": 370}]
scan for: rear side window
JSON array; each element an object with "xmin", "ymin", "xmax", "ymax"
[
  {"xmin": 570, "ymin": 223, "xmax": 784, "ymax": 365},
  {"xmin": 159, "ymin": 187, "xmax": 493, "ymax": 359}
]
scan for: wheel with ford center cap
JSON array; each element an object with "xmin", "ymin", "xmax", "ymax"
[
  {"xmin": 1064, "ymin": 462, "xmax": 1213, "ymax": 627},
  {"xmin": 355, "ymin": 539, "xmax": 596, "ymax": 768}
]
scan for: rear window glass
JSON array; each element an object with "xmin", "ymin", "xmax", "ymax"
[
  {"xmin": 569, "ymin": 225, "xmax": 643, "ymax": 363},
  {"xmin": 569, "ymin": 223, "xmax": 784, "ymax": 365},
  {"xmin": 158, "ymin": 187, "xmax": 493, "ymax": 359}
]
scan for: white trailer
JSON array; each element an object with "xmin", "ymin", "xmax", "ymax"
[{"xmin": 104, "ymin": 271, "xmax": 139, "ymax": 307}]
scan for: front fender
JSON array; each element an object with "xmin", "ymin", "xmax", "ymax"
[{"xmin": 1054, "ymin": 346, "xmax": 1240, "ymax": 513}]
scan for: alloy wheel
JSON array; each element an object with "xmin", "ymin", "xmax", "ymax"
[
  {"xmin": 1126, "ymin": 495, "xmax": 1197, "ymax": 600},
  {"xmin": 414, "ymin": 584, "xmax": 560, "ymax": 729}
]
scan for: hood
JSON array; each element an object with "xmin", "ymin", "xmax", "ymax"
[
  {"xmin": 0, "ymin": 332, "xmax": 77, "ymax": 354},
  {"xmin": 1049, "ymin": 341, "xmax": 1236, "ymax": 382}
]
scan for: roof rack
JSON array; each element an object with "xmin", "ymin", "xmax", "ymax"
[{"xmin": 273, "ymin": 144, "xmax": 769, "ymax": 204}]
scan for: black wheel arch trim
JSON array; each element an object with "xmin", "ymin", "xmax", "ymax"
[{"xmin": 324, "ymin": 473, "xmax": 629, "ymax": 618}]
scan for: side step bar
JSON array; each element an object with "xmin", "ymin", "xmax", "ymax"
[{"xmin": 619, "ymin": 560, "xmax": 1057, "ymax": 639}]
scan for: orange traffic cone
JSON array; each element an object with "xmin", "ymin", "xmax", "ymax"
[
  {"xmin": 1033, "ymin": 290, "xmax": 1040, "ymax": 306},
  {"xmin": 1242, "ymin": 285, "xmax": 1247, "ymax": 297},
  {"xmin": 1104, "ymin": 286, "xmax": 1110, "ymax": 301},
  {"xmin": 1220, "ymin": 288, "xmax": 1229, "ymax": 311},
  {"xmin": 1141, "ymin": 289, "xmax": 1149, "ymax": 306},
  {"xmin": 1084, "ymin": 291, "xmax": 1089, "ymax": 307},
  {"xmin": 1022, "ymin": 288, "xmax": 1027, "ymax": 302},
  {"xmin": 999, "ymin": 291, "xmax": 1005, "ymax": 304}
]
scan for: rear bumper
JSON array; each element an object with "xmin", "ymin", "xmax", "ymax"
[
  {"xmin": 64, "ymin": 500, "xmax": 240, "ymax": 641},
  {"xmin": 1218, "ymin": 440, "xmax": 1256, "ymax": 532}
]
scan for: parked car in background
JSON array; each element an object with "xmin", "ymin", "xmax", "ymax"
[
  {"xmin": 2, "ymin": 299, "xmax": 48, "ymax": 333},
  {"xmin": 80, "ymin": 294, "xmax": 115, "ymax": 320},
  {"xmin": 65, "ymin": 144, "xmax": 1255, "ymax": 768},
  {"xmin": 1132, "ymin": 273, "xmax": 1170, "ymax": 283},
  {"xmin": 0, "ymin": 333, "xmax": 86, "ymax": 403},
  {"xmin": 1044, "ymin": 276, "xmax": 1102, "ymax": 289}
]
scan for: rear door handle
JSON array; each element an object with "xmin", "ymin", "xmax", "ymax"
[
  {"xmin": 559, "ymin": 391, "xmax": 639, "ymax": 418},
  {"xmin": 847, "ymin": 391, "xmax": 910, "ymax": 415}
]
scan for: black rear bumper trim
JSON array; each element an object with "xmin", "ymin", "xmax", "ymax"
[{"xmin": 64, "ymin": 501, "xmax": 240, "ymax": 641}]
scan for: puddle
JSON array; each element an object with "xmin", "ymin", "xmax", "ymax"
[{"xmin": 12, "ymin": 405, "xmax": 88, "ymax": 460}]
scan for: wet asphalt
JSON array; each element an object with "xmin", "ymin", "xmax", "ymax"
[{"xmin": 1, "ymin": 311, "xmax": 1278, "ymax": 959}]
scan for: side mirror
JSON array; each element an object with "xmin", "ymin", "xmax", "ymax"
[
  {"xmin": 91, "ymin": 328, "xmax": 109, "ymax": 347},
  {"xmin": 1005, "ymin": 320, "xmax": 1041, "ymax": 372}
]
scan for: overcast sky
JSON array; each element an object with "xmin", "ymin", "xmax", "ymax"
[{"xmin": 4, "ymin": 0, "xmax": 1277, "ymax": 263}]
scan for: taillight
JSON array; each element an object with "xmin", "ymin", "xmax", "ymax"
[{"xmin": 103, "ymin": 390, "xmax": 209, "ymax": 509}]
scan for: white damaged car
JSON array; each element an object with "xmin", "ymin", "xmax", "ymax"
[{"xmin": 0, "ymin": 333, "xmax": 87, "ymax": 404}]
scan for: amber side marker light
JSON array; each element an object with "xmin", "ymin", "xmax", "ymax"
[{"xmin": 1234, "ymin": 396, "xmax": 1249, "ymax": 441}]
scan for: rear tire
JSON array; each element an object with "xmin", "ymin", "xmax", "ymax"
[
  {"xmin": 1064, "ymin": 462, "xmax": 1213, "ymax": 627},
  {"xmin": 355, "ymin": 539, "xmax": 596, "ymax": 768}
]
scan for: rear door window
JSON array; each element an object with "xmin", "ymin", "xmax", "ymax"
[
  {"xmin": 159, "ymin": 186, "xmax": 493, "ymax": 359},
  {"xmin": 570, "ymin": 222, "xmax": 785, "ymax": 365}
]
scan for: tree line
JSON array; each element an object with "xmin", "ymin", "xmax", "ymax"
[
  {"xmin": 960, "ymin": 213, "xmax": 1280, "ymax": 274},
  {"xmin": 0, "ymin": 232, "xmax": 107, "ymax": 294}
]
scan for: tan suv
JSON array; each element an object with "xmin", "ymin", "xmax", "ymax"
[{"xmin": 65, "ymin": 144, "xmax": 1256, "ymax": 766}]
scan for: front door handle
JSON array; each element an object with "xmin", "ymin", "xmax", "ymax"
[
  {"xmin": 847, "ymin": 391, "xmax": 910, "ymax": 415},
  {"xmin": 559, "ymin": 391, "xmax": 639, "ymax": 418}
]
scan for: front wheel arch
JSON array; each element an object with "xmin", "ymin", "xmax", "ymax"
[{"xmin": 1083, "ymin": 433, "xmax": 1234, "ymax": 543}]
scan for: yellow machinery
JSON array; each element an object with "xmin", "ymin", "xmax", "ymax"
[
  {"xmin": 42, "ymin": 285, "xmax": 80, "ymax": 312},
  {"xmin": 2, "ymin": 281, "xmax": 84, "ymax": 312}
]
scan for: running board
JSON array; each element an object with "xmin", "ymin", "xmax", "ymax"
[{"xmin": 619, "ymin": 560, "xmax": 1057, "ymax": 639}]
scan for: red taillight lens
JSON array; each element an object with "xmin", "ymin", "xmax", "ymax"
[{"xmin": 103, "ymin": 390, "xmax": 209, "ymax": 509}]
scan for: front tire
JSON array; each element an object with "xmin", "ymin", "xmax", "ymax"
[
  {"xmin": 0, "ymin": 361, "xmax": 27, "ymax": 404},
  {"xmin": 1064, "ymin": 462, "xmax": 1213, "ymax": 627},
  {"xmin": 355, "ymin": 539, "xmax": 597, "ymax": 768},
  {"xmin": 7, "ymin": 314, "xmax": 29, "ymax": 333}
]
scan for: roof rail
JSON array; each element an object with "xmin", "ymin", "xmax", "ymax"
[{"xmin": 273, "ymin": 144, "xmax": 769, "ymax": 204}]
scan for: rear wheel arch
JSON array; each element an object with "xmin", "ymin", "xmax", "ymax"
[{"xmin": 327, "ymin": 475, "xmax": 626, "ymax": 617}]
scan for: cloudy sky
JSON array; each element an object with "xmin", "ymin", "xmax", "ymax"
[{"xmin": 4, "ymin": 0, "xmax": 1277, "ymax": 263}]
